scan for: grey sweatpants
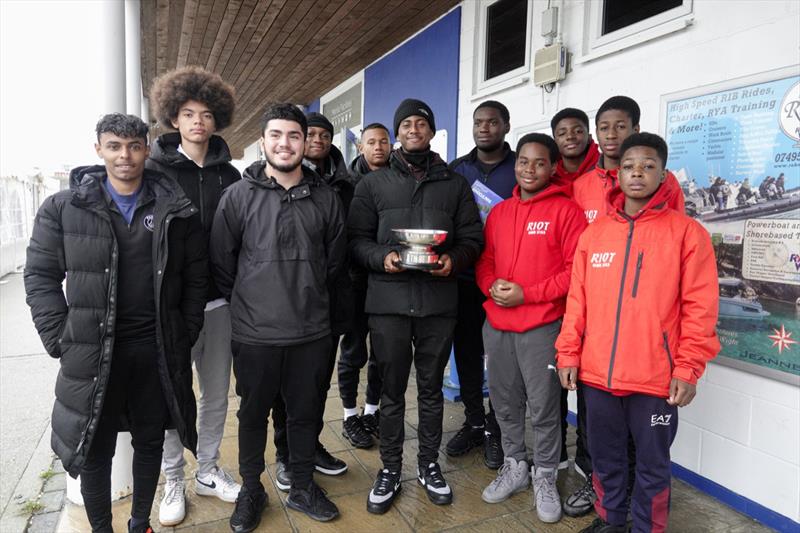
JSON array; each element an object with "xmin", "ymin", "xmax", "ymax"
[
  {"xmin": 483, "ymin": 319, "xmax": 562, "ymax": 468},
  {"xmin": 162, "ymin": 304, "xmax": 233, "ymax": 479}
]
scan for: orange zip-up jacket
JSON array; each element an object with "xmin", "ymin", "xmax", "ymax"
[
  {"xmin": 555, "ymin": 178, "xmax": 720, "ymax": 397},
  {"xmin": 476, "ymin": 183, "xmax": 587, "ymax": 333},
  {"xmin": 552, "ymin": 140, "xmax": 600, "ymax": 188},
  {"xmin": 573, "ymin": 163, "xmax": 685, "ymax": 224}
]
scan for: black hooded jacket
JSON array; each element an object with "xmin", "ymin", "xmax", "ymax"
[
  {"xmin": 303, "ymin": 144, "xmax": 355, "ymax": 212},
  {"xmin": 24, "ymin": 166, "xmax": 207, "ymax": 477},
  {"xmin": 146, "ymin": 132, "xmax": 241, "ymax": 301},
  {"xmin": 347, "ymin": 150, "xmax": 484, "ymax": 317},
  {"xmin": 210, "ymin": 161, "xmax": 347, "ymax": 345}
]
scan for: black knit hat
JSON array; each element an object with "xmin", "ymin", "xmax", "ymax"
[
  {"xmin": 393, "ymin": 98, "xmax": 436, "ymax": 136},
  {"xmin": 306, "ymin": 112, "xmax": 334, "ymax": 136}
]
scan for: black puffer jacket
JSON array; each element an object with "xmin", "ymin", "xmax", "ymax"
[
  {"xmin": 347, "ymin": 150, "xmax": 484, "ymax": 317},
  {"xmin": 303, "ymin": 144, "xmax": 355, "ymax": 212},
  {"xmin": 24, "ymin": 166, "xmax": 208, "ymax": 477},
  {"xmin": 210, "ymin": 162, "xmax": 347, "ymax": 345},
  {"xmin": 146, "ymin": 132, "xmax": 240, "ymax": 301}
]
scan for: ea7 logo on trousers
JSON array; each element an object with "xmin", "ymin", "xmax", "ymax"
[
  {"xmin": 651, "ymin": 414, "xmax": 672, "ymax": 426},
  {"xmin": 590, "ymin": 252, "xmax": 616, "ymax": 268},
  {"xmin": 526, "ymin": 221, "xmax": 550, "ymax": 235}
]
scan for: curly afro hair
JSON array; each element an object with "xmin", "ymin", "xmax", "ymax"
[{"xmin": 149, "ymin": 66, "xmax": 236, "ymax": 130}]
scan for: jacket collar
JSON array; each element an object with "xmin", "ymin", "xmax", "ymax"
[
  {"xmin": 150, "ymin": 132, "xmax": 233, "ymax": 168},
  {"xmin": 242, "ymin": 160, "xmax": 320, "ymax": 190},
  {"xmin": 69, "ymin": 165, "xmax": 189, "ymax": 213},
  {"xmin": 511, "ymin": 181, "xmax": 571, "ymax": 204},
  {"xmin": 607, "ymin": 171, "xmax": 678, "ymax": 222},
  {"xmin": 463, "ymin": 142, "xmax": 514, "ymax": 167},
  {"xmin": 389, "ymin": 149, "xmax": 449, "ymax": 181}
]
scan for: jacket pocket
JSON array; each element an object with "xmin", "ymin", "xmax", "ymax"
[
  {"xmin": 631, "ymin": 252, "xmax": 643, "ymax": 298},
  {"xmin": 662, "ymin": 332, "xmax": 674, "ymax": 370}
]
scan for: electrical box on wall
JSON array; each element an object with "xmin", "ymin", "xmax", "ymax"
[{"xmin": 533, "ymin": 45, "xmax": 567, "ymax": 86}]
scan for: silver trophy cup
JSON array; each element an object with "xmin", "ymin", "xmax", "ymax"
[{"xmin": 391, "ymin": 228, "xmax": 448, "ymax": 270}]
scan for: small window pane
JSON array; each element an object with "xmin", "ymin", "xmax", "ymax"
[
  {"xmin": 602, "ymin": 0, "xmax": 682, "ymax": 35},
  {"xmin": 485, "ymin": 0, "xmax": 527, "ymax": 80}
]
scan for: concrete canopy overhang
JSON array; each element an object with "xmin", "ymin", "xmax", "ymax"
[{"xmin": 140, "ymin": 0, "xmax": 459, "ymax": 158}]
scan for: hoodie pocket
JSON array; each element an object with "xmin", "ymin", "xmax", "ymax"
[
  {"xmin": 631, "ymin": 252, "xmax": 643, "ymax": 298},
  {"xmin": 662, "ymin": 332, "xmax": 674, "ymax": 370}
]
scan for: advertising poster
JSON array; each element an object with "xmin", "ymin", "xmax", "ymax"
[{"xmin": 664, "ymin": 71, "xmax": 800, "ymax": 384}]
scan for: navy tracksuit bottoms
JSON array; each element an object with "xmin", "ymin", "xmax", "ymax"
[{"xmin": 583, "ymin": 385, "xmax": 678, "ymax": 533}]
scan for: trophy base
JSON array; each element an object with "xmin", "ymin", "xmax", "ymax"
[{"xmin": 397, "ymin": 261, "xmax": 441, "ymax": 271}]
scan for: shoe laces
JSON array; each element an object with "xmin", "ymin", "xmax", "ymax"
[
  {"xmin": 424, "ymin": 463, "xmax": 446, "ymax": 487},
  {"xmin": 164, "ymin": 477, "xmax": 185, "ymax": 505},
  {"xmin": 485, "ymin": 433, "xmax": 502, "ymax": 452},
  {"xmin": 234, "ymin": 492, "xmax": 261, "ymax": 522},
  {"xmin": 214, "ymin": 467, "xmax": 239, "ymax": 491},
  {"xmin": 374, "ymin": 469, "xmax": 398, "ymax": 494},
  {"xmin": 576, "ymin": 474, "xmax": 595, "ymax": 498},
  {"xmin": 345, "ymin": 416, "xmax": 371, "ymax": 440},
  {"xmin": 534, "ymin": 470, "xmax": 558, "ymax": 504}
]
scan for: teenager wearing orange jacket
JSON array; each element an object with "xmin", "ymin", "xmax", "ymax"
[
  {"xmin": 551, "ymin": 108, "xmax": 601, "ymax": 188},
  {"xmin": 556, "ymin": 133, "xmax": 719, "ymax": 533}
]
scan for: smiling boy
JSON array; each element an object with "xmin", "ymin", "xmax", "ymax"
[{"xmin": 551, "ymin": 108, "xmax": 600, "ymax": 186}]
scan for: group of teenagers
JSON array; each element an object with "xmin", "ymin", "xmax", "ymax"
[{"xmin": 24, "ymin": 65, "xmax": 720, "ymax": 533}]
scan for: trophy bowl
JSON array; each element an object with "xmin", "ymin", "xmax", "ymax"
[{"xmin": 392, "ymin": 228, "xmax": 448, "ymax": 270}]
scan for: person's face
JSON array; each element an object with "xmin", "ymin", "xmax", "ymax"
[
  {"xmin": 305, "ymin": 126, "xmax": 332, "ymax": 161},
  {"xmin": 360, "ymin": 128, "xmax": 391, "ymax": 168},
  {"xmin": 553, "ymin": 117, "xmax": 590, "ymax": 158},
  {"xmin": 170, "ymin": 100, "xmax": 216, "ymax": 144},
  {"xmin": 261, "ymin": 119, "xmax": 305, "ymax": 173},
  {"xmin": 95, "ymin": 133, "xmax": 149, "ymax": 183},
  {"xmin": 472, "ymin": 107, "xmax": 509, "ymax": 151},
  {"xmin": 515, "ymin": 142, "xmax": 554, "ymax": 198},
  {"xmin": 595, "ymin": 110, "xmax": 638, "ymax": 160},
  {"xmin": 397, "ymin": 115, "xmax": 434, "ymax": 152},
  {"xmin": 618, "ymin": 146, "xmax": 665, "ymax": 202}
]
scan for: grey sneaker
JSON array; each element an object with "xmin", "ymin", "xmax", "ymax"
[
  {"xmin": 481, "ymin": 457, "xmax": 530, "ymax": 503},
  {"xmin": 532, "ymin": 466, "xmax": 562, "ymax": 523}
]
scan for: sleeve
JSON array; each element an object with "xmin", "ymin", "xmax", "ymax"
[
  {"xmin": 179, "ymin": 212, "xmax": 209, "ymax": 346},
  {"xmin": 672, "ymin": 221, "xmax": 721, "ymax": 384},
  {"xmin": 347, "ymin": 178, "xmax": 397, "ymax": 272},
  {"xmin": 23, "ymin": 195, "xmax": 68, "ymax": 358},
  {"xmin": 555, "ymin": 229, "xmax": 590, "ymax": 369},
  {"xmin": 446, "ymin": 177, "xmax": 485, "ymax": 274},
  {"xmin": 474, "ymin": 208, "xmax": 497, "ymax": 296},
  {"xmin": 325, "ymin": 193, "xmax": 347, "ymax": 285},
  {"xmin": 209, "ymin": 186, "xmax": 242, "ymax": 301},
  {"xmin": 523, "ymin": 204, "xmax": 588, "ymax": 303}
]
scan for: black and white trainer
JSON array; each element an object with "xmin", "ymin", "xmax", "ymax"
[
  {"xmin": 342, "ymin": 414, "xmax": 374, "ymax": 449},
  {"xmin": 367, "ymin": 468, "xmax": 402, "ymax": 514},
  {"xmin": 417, "ymin": 462, "xmax": 453, "ymax": 505}
]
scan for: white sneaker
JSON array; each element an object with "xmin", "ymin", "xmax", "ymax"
[
  {"xmin": 159, "ymin": 477, "xmax": 186, "ymax": 526},
  {"xmin": 195, "ymin": 466, "xmax": 241, "ymax": 503}
]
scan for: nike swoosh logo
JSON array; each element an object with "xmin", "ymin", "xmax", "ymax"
[{"xmin": 197, "ymin": 478, "xmax": 216, "ymax": 489}]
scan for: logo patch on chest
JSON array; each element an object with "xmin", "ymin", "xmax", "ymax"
[
  {"xmin": 526, "ymin": 221, "xmax": 550, "ymax": 235},
  {"xmin": 143, "ymin": 214, "xmax": 155, "ymax": 232},
  {"xmin": 584, "ymin": 209, "xmax": 598, "ymax": 223},
  {"xmin": 590, "ymin": 252, "xmax": 616, "ymax": 268}
]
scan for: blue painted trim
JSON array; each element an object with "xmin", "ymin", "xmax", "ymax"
[{"xmin": 671, "ymin": 463, "xmax": 799, "ymax": 533}]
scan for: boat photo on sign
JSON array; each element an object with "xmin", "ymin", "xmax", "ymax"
[{"xmin": 662, "ymin": 67, "xmax": 800, "ymax": 385}]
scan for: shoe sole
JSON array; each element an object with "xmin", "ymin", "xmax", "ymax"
[
  {"xmin": 558, "ymin": 459, "xmax": 570, "ymax": 470},
  {"xmin": 444, "ymin": 440, "xmax": 483, "ymax": 457},
  {"xmin": 416, "ymin": 478, "xmax": 453, "ymax": 505},
  {"xmin": 481, "ymin": 483, "xmax": 529, "ymax": 504},
  {"xmin": 563, "ymin": 504, "xmax": 594, "ymax": 518},
  {"xmin": 315, "ymin": 464, "xmax": 348, "ymax": 476},
  {"xmin": 195, "ymin": 485, "xmax": 238, "ymax": 503},
  {"xmin": 366, "ymin": 484, "xmax": 401, "ymax": 514},
  {"xmin": 159, "ymin": 515, "xmax": 185, "ymax": 527},
  {"xmin": 285, "ymin": 498, "xmax": 339, "ymax": 522},
  {"xmin": 275, "ymin": 479, "xmax": 291, "ymax": 493},
  {"xmin": 484, "ymin": 457, "xmax": 503, "ymax": 470},
  {"xmin": 230, "ymin": 513, "xmax": 262, "ymax": 533},
  {"xmin": 342, "ymin": 431, "xmax": 374, "ymax": 449}
]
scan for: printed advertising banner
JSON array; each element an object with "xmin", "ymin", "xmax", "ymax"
[{"xmin": 663, "ymin": 69, "xmax": 800, "ymax": 385}]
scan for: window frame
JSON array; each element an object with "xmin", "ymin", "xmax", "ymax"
[{"xmin": 473, "ymin": 0, "xmax": 534, "ymax": 96}]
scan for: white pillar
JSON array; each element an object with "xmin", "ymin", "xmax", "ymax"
[
  {"xmin": 99, "ymin": 0, "xmax": 126, "ymax": 113},
  {"xmin": 66, "ymin": 435, "xmax": 135, "ymax": 504},
  {"xmin": 125, "ymin": 0, "xmax": 141, "ymax": 116}
]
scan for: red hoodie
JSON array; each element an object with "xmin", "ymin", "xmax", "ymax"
[
  {"xmin": 552, "ymin": 140, "xmax": 601, "ymax": 188},
  {"xmin": 555, "ymin": 177, "xmax": 720, "ymax": 397},
  {"xmin": 476, "ymin": 183, "xmax": 587, "ymax": 332},
  {"xmin": 573, "ymin": 161, "xmax": 685, "ymax": 223}
]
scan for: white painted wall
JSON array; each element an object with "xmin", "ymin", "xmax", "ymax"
[{"xmin": 456, "ymin": 0, "xmax": 800, "ymax": 522}]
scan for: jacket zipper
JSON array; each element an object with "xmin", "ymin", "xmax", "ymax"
[
  {"xmin": 631, "ymin": 252, "xmax": 643, "ymax": 298},
  {"xmin": 663, "ymin": 332, "xmax": 674, "ymax": 370},
  {"xmin": 607, "ymin": 219, "xmax": 635, "ymax": 388},
  {"xmin": 198, "ymin": 171, "xmax": 205, "ymax": 226}
]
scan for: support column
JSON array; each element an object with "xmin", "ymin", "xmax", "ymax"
[{"xmin": 125, "ymin": 0, "xmax": 141, "ymax": 116}]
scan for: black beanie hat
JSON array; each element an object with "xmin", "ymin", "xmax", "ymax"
[
  {"xmin": 306, "ymin": 112, "xmax": 334, "ymax": 136},
  {"xmin": 393, "ymin": 98, "xmax": 436, "ymax": 136}
]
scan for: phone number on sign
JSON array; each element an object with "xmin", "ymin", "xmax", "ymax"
[{"xmin": 774, "ymin": 151, "xmax": 800, "ymax": 163}]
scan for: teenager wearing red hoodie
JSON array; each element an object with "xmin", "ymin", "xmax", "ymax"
[
  {"xmin": 476, "ymin": 133, "xmax": 586, "ymax": 524},
  {"xmin": 556, "ymin": 133, "xmax": 719, "ymax": 533},
  {"xmin": 551, "ymin": 108, "xmax": 601, "ymax": 187}
]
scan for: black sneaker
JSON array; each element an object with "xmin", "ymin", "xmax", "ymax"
[
  {"xmin": 314, "ymin": 445, "xmax": 348, "ymax": 475},
  {"xmin": 564, "ymin": 473, "xmax": 597, "ymax": 517},
  {"xmin": 286, "ymin": 481, "xmax": 339, "ymax": 522},
  {"xmin": 127, "ymin": 519, "xmax": 154, "ymax": 533},
  {"xmin": 417, "ymin": 462, "xmax": 453, "ymax": 505},
  {"xmin": 342, "ymin": 415, "xmax": 374, "ymax": 449},
  {"xmin": 275, "ymin": 460, "xmax": 292, "ymax": 492},
  {"xmin": 483, "ymin": 431, "xmax": 503, "ymax": 470},
  {"xmin": 578, "ymin": 517, "xmax": 627, "ymax": 533},
  {"xmin": 367, "ymin": 468, "xmax": 402, "ymax": 514},
  {"xmin": 229, "ymin": 489, "xmax": 267, "ymax": 533},
  {"xmin": 360, "ymin": 410, "xmax": 380, "ymax": 438},
  {"xmin": 445, "ymin": 424, "xmax": 484, "ymax": 456}
]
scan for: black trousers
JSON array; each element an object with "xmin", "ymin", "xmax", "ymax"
[
  {"xmin": 453, "ymin": 279, "xmax": 499, "ymax": 433},
  {"xmin": 370, "ymin": 314, "xmax": 456, "ymax": 471},
  {"xmin": 233, "ymin": 336, "xmax": 331, "ymax": 490},
  {"xmin": 80, "ymin": 342, "xmax": 168, "ymax": 533},
  {"xmin": 337, "ymin": 280, "xmax": 382, "ymax": 409}
]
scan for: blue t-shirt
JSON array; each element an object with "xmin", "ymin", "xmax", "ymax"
[{"xmin": 105, "ymin": 179, "xmax": 141, "ymax": 224}]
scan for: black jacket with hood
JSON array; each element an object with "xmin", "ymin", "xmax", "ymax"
[
  {"xmin": 210, "ymin": 162, "xmax": 347, "ymax": 345},
  {"xmin": 146, "ymin": 132, "xmax": 241, "ymax": 301},
  {"xmin": 347, "ymin": 150, "xmax": 484, "ymax": 317},
  {"xmin": 24, "ymin": 166, "xmax": 208, "ymax": 477}
]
